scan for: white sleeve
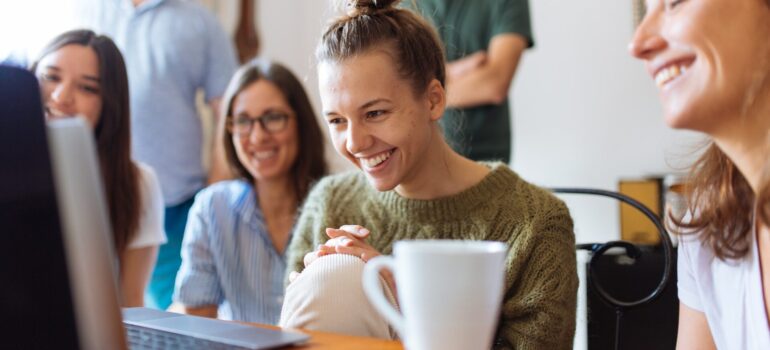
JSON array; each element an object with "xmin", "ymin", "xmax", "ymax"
[
  {"xmin": 676, "ymin": 236, "xmax": 703, "ymax": 311},
  {"xmin": 128, "ymin": 163, "xmax": 167, "ymax": 249}
]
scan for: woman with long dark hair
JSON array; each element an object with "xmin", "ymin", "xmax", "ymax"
[{"xmin": 31, "ymin": 29, "xmax": 166, "ymax": 307}]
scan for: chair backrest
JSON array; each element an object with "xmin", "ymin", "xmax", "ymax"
[{"xmin": 551, "ymin": 187, "xmax": 676, "ymax": 350}]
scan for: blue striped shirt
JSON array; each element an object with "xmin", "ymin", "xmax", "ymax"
[{"xmin": 174, "ymin": 180, "xmax": 287, "ymax": 324}]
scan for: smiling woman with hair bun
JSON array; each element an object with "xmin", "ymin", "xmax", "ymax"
[{"xmin": 278, "ymin": 0, "xmax": 578, "ymax": 348}]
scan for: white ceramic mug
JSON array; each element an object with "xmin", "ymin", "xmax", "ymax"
[{"xmin": 362, "ymin": 240, "xmax": 507, "ymax": 350}]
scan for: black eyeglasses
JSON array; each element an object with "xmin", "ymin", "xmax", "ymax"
[{"xmin": 228, "ymin": 112, "xmax": 290, "ymax": 136}]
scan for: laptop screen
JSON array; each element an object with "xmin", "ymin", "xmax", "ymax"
[{"xmin": 0, "ymin": 66, "xmax": 80, "ymax": 348}]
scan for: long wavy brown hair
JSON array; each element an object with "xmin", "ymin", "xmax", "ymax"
[
  {"xmin": 32, "ymin": 29, "xmax": 140, "ymax": 256},
  {"xmin": 670, "ymin": 143, "xmax": 760, "ymax": 260}
]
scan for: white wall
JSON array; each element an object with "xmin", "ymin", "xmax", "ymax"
[
  {"xmin": 511, "ymin": 0, "xmax": 701, "ymax": 245},
  {"xmin": 256, "ymin": 1, "xmax": 351, "ymax": 172},
  {"xmin": 0, "ymin": 0, "xmax": 85, "ymax": 61}
]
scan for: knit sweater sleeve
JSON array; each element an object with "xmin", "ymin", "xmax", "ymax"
[
  {"xmin": 497, "ymin": 200, "xmax": 578, "ymax": 350},
  {"xmin": 284, "ymin": 176, "xmax": 335, "ymax": 283}
]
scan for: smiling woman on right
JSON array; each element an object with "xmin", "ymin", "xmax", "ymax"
[{"xmin": 629, "ymin": 0, "xmax": 770, "ymax": 349}]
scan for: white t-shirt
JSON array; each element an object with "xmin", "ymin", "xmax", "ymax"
[
  {"xmin": 678, "ymin": 228, "xmax": 770, "ymax": 349},
  {"xmin": 126, "ymin": 163, "xmax": 167, "ymax": 249}
]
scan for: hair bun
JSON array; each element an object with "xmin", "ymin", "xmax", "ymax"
[{"xmin": 346, "ymin": 0, "xmax": 401, "ymax": 16}]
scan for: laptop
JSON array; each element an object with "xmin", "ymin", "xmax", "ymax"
[{"xmin": 0, "ymin": 65, "xmax": 309, "ymax": 349}]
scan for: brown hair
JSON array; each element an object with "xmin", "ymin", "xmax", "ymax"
[
  {"xmin": 317, "ymin": 0, "xmax": 446, "ymax": 96},
  {"xmin": 670, "ymin": 143, "xmax": 755, "ymax": 260},
  {"xmin": 220, "ymin": 59, "xmax": 328, "ymax": 203},
  {"xmin": 31, "ymin": 29, "xmax": 140, "ymax": 255}
]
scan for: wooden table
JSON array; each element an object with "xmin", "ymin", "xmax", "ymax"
[
  {"xmin": 166, "ymin": 304, "xmax": 402, "ymax": 349},
  {"xmin": 247, "ymin": 322, "xmax": 403, "ymax": 349}
]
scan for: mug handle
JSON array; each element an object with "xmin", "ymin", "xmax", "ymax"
[{"xmin": 362, "ymin": 256, "xmax": 404, "ymax": 336}]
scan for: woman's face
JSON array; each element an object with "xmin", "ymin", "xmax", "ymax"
[
  {"xmin": 630, "ymin": 0, "xmax": 770, "ymax": 134},
  {"xmin": 35, "ymin": 44, "xmax": 103, "ymax": 128},
  {"xmin": 231, "ymin": 80, "xmax": 299, "ymax": 183},
  {"xmin": 318, "ymin": 50, "xmax": 444, "ymax": 192}
]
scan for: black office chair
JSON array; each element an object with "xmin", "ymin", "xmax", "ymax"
[{"xmin": 550, "ymin": 188, "xmax": 675, "ymax": 350}]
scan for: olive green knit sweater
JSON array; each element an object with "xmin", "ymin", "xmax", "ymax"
[{"xmin": 285, "ymin": 162, "xmax": 577, "ymax": 350}]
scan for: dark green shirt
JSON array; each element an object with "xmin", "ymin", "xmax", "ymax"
[{"xmin": 411, "ymin": 0, "xmax": 534, "ymax": 163}]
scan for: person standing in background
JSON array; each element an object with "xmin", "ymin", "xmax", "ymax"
[
  {"xmin": 88, "ymin": 0, "xmax": 239, "ymax": 309},
  {"xmin": 411, "ymin": 0, "xmax": 533, "ymax": 164}
]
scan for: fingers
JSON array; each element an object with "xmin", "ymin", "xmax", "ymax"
[
  {"xmin": 333, "ymin": 245, "xmax": 380, "ymax": 262},
  {"xmin": 304, "ymin": 236, "xmax": 362, "ymax": 268},
  {"xmin": 326, "ymin": 225, "xmax": 370, "ymax": 239},
  {"xmin": 307, "ymin": 225, "xmax": 379, "ymax": 266},
  {"xmin": 339, "ymin": 224, "xmax": 370, "ymax": 238},
  {"xmin": 305, "ymin": 244, "xmax": 337, "ymax": 266},
  {"xmin": 317, "ymin": 244, "xmax": 336, "ymax": 255},
  {"xmin": 325, "ymin": 228, "xmax": 348, "ymax": 239},
  {"xmin": 323, "ymin": 235, "xmax": 355, "ymax": 248}
]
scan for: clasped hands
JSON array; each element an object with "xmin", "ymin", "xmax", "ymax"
[{"xmin": 288, "ymin": 225, "xmax": 396, "ymax": 294}]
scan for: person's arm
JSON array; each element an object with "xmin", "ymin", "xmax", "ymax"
[
  {"xmin": 676, "ymin": 303, "xmax": 717, "ymax": 350},
  {"xmin": 445, "ymin": 34, "xmax": 527, "ymax": 109},
  {"xmin": 174, "ymin": 194, "xmax": 225, "ymax": 316},
  {"xmin": 496, "ymin": 204, "xmax": 577, "ymax": 350},
  {"xmin": 285, "ymin": 178, "xmax": 334, "ymax": 284},
  {"xmin": 674, "ymin": 235, "xmax": 716, "ymax": 349},
  {"xmin": 207, "ymin": 98, "xmax": 232, "ymax": 184},
  {"xmin": 183, "ymin": 305, "xmax": 219, "ymax": 318},
  {"xmin": 120, "ymin": 245, "xmax": 159, "ymax": 307},
  {"xmin": 446, "ymin": 51, "xmax": 487, "ymax": 82},
  {"xmin": 120, "ymin": 164, "xmax": 165, "ymax": 307},
  {"xmin": 285, "ymin": 212, "xmax": 320, "ymax": 280}
]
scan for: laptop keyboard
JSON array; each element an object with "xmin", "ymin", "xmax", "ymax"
[{"xmin": 125, "ymin": 324, "xmax": 251, "ymax": 350}]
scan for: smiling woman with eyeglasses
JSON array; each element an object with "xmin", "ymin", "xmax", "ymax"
[{"xmin": 172, "ymin": 59, "xmax": 328, "ymax": 324}]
